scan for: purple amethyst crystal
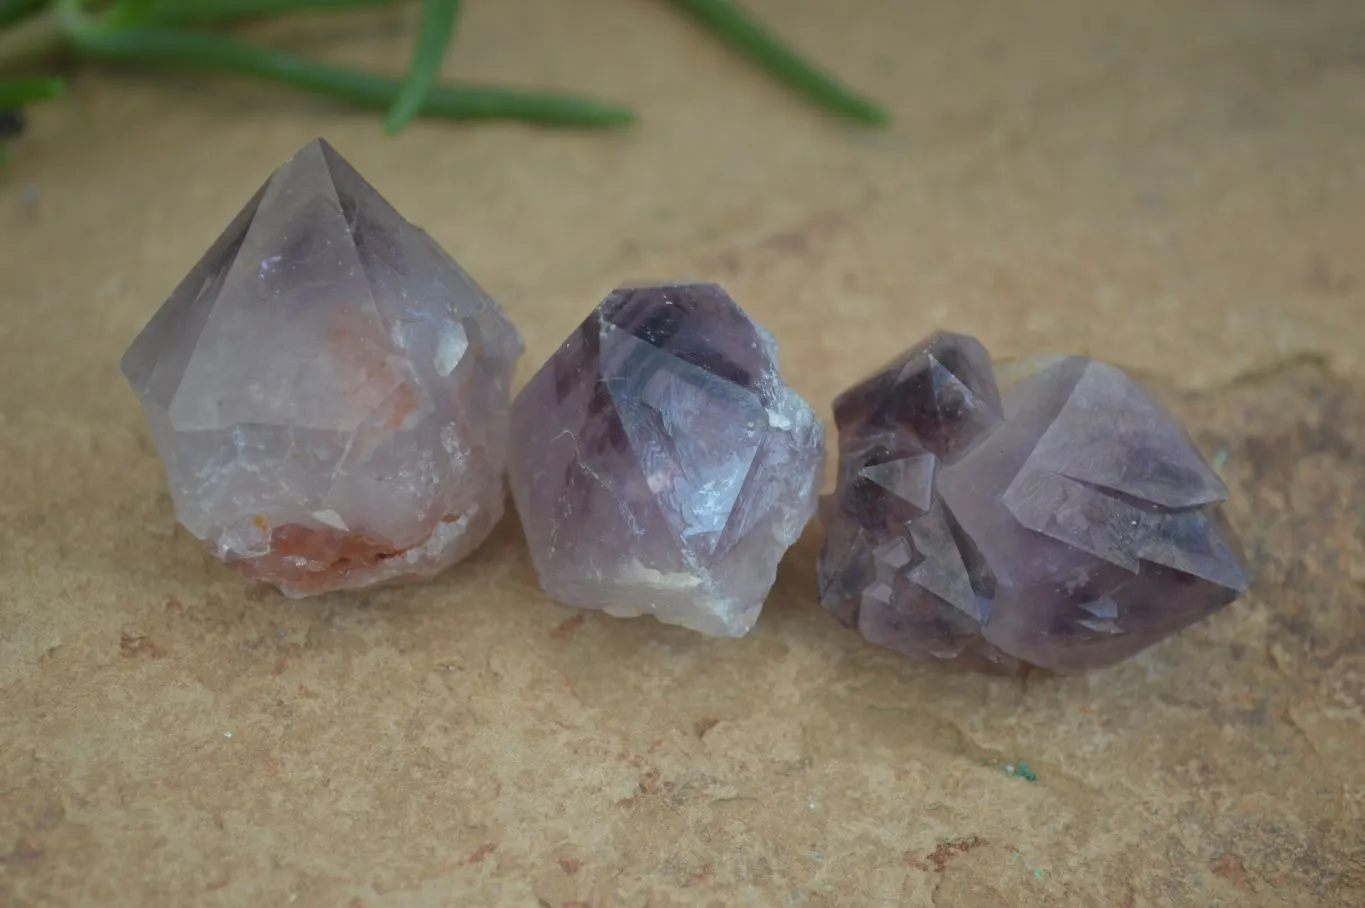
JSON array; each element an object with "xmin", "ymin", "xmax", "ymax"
[
  {"xmin": 121, "ymin": 139, "xmax": 523, "ymax": 596},
  {"xmin": 507, "ymin": 282, "xmax": 825, "ymax": 637},
  {"xmin": 818, "ymin": 332, "xmax": 1248, "ymax": 673}
]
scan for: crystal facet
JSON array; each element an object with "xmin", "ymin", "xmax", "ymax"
[
  {"xmin": 507, "ymin": 282, "xmax": 825, "ymax": 637},
  {"xmin": 121, "ymin": 138, "xmax": 523, "ymax": 596},
  {"xmin": 818, "ymin": 332, "xmax": 1248, "ymax": 673}
]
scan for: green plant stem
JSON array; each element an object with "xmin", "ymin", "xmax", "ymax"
[
  {"xmin": 0, "ymin": 74, "xmax": 63, "ymax": 106},
  {"xmin": 665, "ymin": 0, "xmax": 887, "ymax": 125},
  {"xmin": 386, "ymin": 0, "xmax": 463, "ymax": 133},
  {"xmin": 109, "ymin": 0, "xmax": 164, "ymax": 28},
  {"xmin": 72, "ymin": 25, "xmax": 636, "ymax": 125},
  {"xmin": 143, "ymin": 0, "xmax": 403, "ymax": 26}
]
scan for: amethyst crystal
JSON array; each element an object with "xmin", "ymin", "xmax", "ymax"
[
  {"xmin": 817, "ymin": 332, "xmax": 1248, "ymax": 672},
  {"xmin": 507, "ymin": 282, "xmax": 825, "ymax": 636},
  {"xmin": 121, "ymin": 139, "xmax": 523, "ymax": 596}
]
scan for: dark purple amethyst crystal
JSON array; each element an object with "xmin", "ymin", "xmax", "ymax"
[
  {"xmin": 508, "ymin": 282, "xmax": 824, "ymax": 637},
  {"xmin": 818, "ymin": 333, "xmax": 1248, "ymax": 673}
]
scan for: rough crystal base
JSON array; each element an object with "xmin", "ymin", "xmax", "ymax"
[
  {"xmin": 818, "ymin": 332, "xmax": 1248, "ymax": 673},
  {"xmin": 507, "ymin": 282, "xmax": 825, "ymax": 637},
  {"xmin": 121, "ymin": 139, "xmax": 523, "ymax": 596}
]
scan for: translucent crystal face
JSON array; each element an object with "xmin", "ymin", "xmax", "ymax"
[
  {"xmin": 122, "ymin": 138, "xmax": 523, "ymax": 596},
  {"xmin": 507, "ymin": 282, "xmax": 826, "ymax": 637},
  {"xmin": 818, "ymin": 332, "xmax": 1249, "ymax": 673}
]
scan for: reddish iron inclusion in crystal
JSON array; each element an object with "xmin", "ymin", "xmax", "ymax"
[
  {"xmin": 507, "ymin": 282, "xmax": 824, "ymax": 637},
  {"xmin": 121, "ymin": 139, "xmax": 523, "ymax": 596},
  {"xmin": 817, "ymin": 332, "xmax": 1249, "ymax": 673}
]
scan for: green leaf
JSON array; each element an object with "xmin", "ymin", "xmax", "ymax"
[
  {"xmin": 73, "ymin": 26, "xmax": 636, "ymax": 126},
  {"xmin": 0, "ymin": 75, "xmax": 64, "ymax": 108},
  {"xmin": 141, "ymin": 0, "xmax": 404, "ymax": 26},
  {"xmin": 386, "ymin": 0, "xmax": 463, "ymax": 134},
  {"xmin": 664, "ymin": 0, "xmax": 888, "ymax": 125}
]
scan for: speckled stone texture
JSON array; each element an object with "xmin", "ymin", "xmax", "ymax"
[
  {"xmin": 120, "ymin": 139, "xmax": 523, "ymax": 597},
  {"xmin": 819, "ymin": 332, "xmax": 1249, "ymax": 673},
  {"xmin": 507, "ymin": 282, "xmax": 824, "ymax": 637}
]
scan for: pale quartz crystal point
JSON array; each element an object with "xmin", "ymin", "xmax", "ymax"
[
  {"xmin": 507, "ymin": 282, "xmax": 825, "ymax": 637},
  {"xmin": 121, "ymin": 138, "xmax": 523, "ymax": 596},
  {"xmin": 818, "ymin": 332, "xmax": 1248, "ymax": 673}
]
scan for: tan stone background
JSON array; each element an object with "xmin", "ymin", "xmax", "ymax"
[{"xmin": 2, "ymin": 1, "xmax": 1364, "ymax": 905}]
